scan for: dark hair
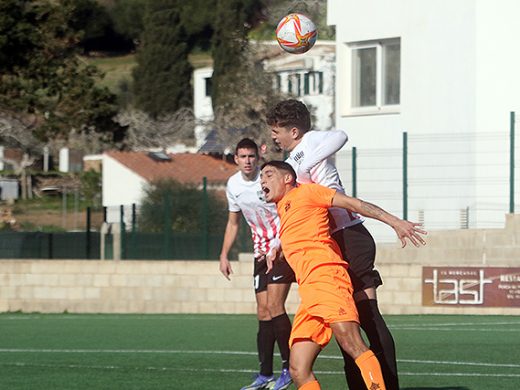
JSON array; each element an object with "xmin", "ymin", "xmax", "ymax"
[
  {"xmin": 266, "ymin": 99, "xmax": 311, "ymax": 133},
  {"xmin": 261, "ymin": 160, "xmax": 297, "ymax": 184},
  {"xmin": 235, "ymin": 138, "xmax": 259, "ymax": 155}
]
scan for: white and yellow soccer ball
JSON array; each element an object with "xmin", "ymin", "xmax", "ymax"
[{"xmin": 275, "ymin": 13, "xmax": 317, "ymax": 54}]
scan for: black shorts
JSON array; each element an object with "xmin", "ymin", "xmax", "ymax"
[
  {"xmin": 253, "ymin": 255, "xmax": 296, "ymax": 294},
  {"xmin": 332, "ymin": 223, "xmax": 383, "ymax": 292}
]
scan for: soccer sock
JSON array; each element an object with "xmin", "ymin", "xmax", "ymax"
[
  {"xmin": 298, "ymin": 380, "xmax": 321, "ymax": 389},
  {"xmin": 272, "ymin": 313, "xmax": 292, "ymax": 370},
  {"xmin": 257, "ymin": 320, "xmax": 275, "ymax": 376},
  {"xmin": 357, "ymin": 299, "xmax": 399, "ymax": 390},
  {"xmin": 355, "ymin": 350, "xmax": 386, "ymax": 390},
  {"xmin": 340, "ymin": 299, "xmax": 399, "ymax": 390}
]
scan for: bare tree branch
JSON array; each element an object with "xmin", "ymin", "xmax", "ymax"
[{"xmin": 114, "ymin": 107, "xmax": 196, "ymax": 149}]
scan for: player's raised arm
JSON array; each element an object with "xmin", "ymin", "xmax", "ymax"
[
  {"xmin": 296, "ymin": 130, "xmax": 348, "ymax": 180},
  {"xmin": 331, "ymin": 192, "xmax": 427, "ymax": 248}
]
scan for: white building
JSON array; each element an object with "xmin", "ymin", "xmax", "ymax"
[
  {"xmin": 193, "ymin": 67, "xmax": 214, "ymax": 150},
  {"xmin": 328, "ymin": 0, "xmax": 520, "ymax": 242},
  {"xmin": 192, "ymin": 41, "xmax": 336, "ymax": 150},
  {"xmin": 263, "ymin": 41, "xmax": 336, "ymax": 131}
]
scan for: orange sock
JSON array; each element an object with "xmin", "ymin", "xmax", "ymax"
[
  {"xmin": 355, "ymin": 350, "xmax": 386, "ymax": 390},
  {"xmin": 299, "ymin": 379, "xmax": 320, "ymax": 389}
]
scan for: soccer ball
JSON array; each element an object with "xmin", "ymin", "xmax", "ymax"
[{"xmin": 275, "ymin": 13, "xmax": 317, "ymax": 54}]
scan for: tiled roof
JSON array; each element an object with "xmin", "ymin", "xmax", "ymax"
[{"xmin": 106, "ymin": 151, "xmax": 237, "ymax": 185}]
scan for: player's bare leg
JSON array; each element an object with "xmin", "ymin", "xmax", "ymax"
[
  {"xmin": 331, "ymin": 321, "xmax": 386, "ymax": 390},
  {"xmin": 266, "ymin": 283, "xmax": 291, "ymax": 317},
  {"xmin": 256, "ymin": 290, "xmax": 271, "ymax": 320},
  {"xmin": 289, "ymin": 340, "xmax": 321, "ymax": 388}
]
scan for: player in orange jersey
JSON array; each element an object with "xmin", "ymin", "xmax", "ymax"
[{"xmin": 259, "ymin": 161, "xmax": 426, "ymax": 390}]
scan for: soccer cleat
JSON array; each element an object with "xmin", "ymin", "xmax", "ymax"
[
  {"xmin": 272, "ymin": 368, "xmax": 293, "ymax": 390},
  {"xmin": 240, "ymin": 373, "xmax": 276, "ymax": 390}
]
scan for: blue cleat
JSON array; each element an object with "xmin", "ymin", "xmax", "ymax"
[
  {"xmin": 272, "ymin": 368, "xmax": 293, "ymax": 390},
  {"xmin": 240, "ymin": 373, "xmax": 276, "ymax": 390}
]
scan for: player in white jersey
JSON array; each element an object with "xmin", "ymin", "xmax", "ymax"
[
  {"xmin": 267, "ymin": 100, "xmax": 403, "ymax": 390},
  {"xmin": 219, "ymin": 138, "xmax": 295, "ymax": 390}
]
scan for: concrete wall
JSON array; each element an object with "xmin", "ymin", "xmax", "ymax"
[{"xmin": 2, "ymin": 214, "xmax": 520, "ymax": 315}]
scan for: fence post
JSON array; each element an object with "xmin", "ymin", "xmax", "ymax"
[
  {"xmin": 403, "ymin": 132, "xmax": 408, "ymax": 220},
  {"xmin": 86, "ymin": 206, "xmax": 91, "ymax": 259},
  {"xmin": 48, "ymin": 233, "xmax": 53, "ymax": 259},
  {"xmin": 163, "ymin": 193, "xmax": 172, "ymax": 259},
  {"xmin": 352, "ymin": 146, "xmax": 357, "ymax": 197},
  {"xmin": 131, "ymin": 204, "xmax": 137, "ymax": 233},
  {"xmin": 120, "ymin": 205, "xmax": 125, "ymax": 260},
  {"xmin": 510, "ymin": 111, "xmax": 515, "ymax": 214},
  {"xmin": 202, "ymin": 177, "xmax": 209, "ymax": 259}
]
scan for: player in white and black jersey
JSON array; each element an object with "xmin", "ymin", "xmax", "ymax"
[
  {"xmin": 267, "ymin": 100, "xmax": 407, "ymax": 390},
  {"xmin": 219, "ymin": 138, "xmax": 295, "ymax": 390}
]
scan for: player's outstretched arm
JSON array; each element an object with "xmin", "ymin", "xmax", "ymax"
[
  {"xmin": 332, "ymin": 192, "xmax": 427, "ymax": 247},
  {"xmin": 296, "ymin": 130, "xmax": 348, "ymax": 179},
  {"xmin": 219, "ymin": 211, "xmax": 241, "ymax": 280}
]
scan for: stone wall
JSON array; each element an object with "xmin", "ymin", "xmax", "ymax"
[{"xmin": 1, "ymin": 214, "xmax": 520, "ymax": 315}]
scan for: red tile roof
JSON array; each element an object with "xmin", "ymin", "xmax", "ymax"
[{"xmin": 106, "ymin": 151, "xmax": 237, "ymax": 185}]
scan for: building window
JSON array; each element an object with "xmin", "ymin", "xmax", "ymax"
[
  {"xmin": 204, "ymin": 77, "xmax": 212, "ymax": 97},
  {"xmin": 288, "ymin": 73, "xmax": 302, "ymax": 96},
  {"xmin": 349, "ymin": 38, "xmax": 400, "ymax": 113},
  {"xmin": 304, "ymin": 71, "xmax": 323, "ymax": 96}
]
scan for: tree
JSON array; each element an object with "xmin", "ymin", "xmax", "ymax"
[
  {"xmin": 71, "ymin": 0, "xmax": 134, "ymax": 54},
  {"xmin": 0, "ymin": 0, "xmax": 125, "ymax": 144},
  {"xmin": 132, "ymin": 0, "xmax": 193, "ymax": 118},
  {"xmin": 206, "ymin": 0, "xmax": 285, "ymax": 157},
  {"xmin": 210, "ymin": 0, "xmax": 266, "ymax": 110},
  {"xmin": 114, "ymin": 107, "xmax": 195, "ymax": 149},
  {"xmin": 139, "ymin": 179, "xmax": 227, "ymax": 233},
  {"xmin": 205, "ymin": 50, "xmax": 285, "ymax": 159},
  {"xmin": 0, "ymin": 109, "xmax": 39, "ymax": 199},
  {"xmin": 109, "ymin": 0, "xmax": 148, "ymax": 47},
  {"xmin": 250, "ymin": 0, "xmax": 335, "ymax": 41}
]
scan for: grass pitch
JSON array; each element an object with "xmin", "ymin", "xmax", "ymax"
[{"xmin": 0, "ymin": 313, "xmax": 519, "ymax": 389}]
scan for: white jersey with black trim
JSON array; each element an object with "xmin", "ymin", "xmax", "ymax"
[
  {"xmin": 285, "ymin": 130, "xmax": 364, "ymax": 233},
  {"xmin": 226, "ymin": 170, "xmax": 280, "ymax": 257}
]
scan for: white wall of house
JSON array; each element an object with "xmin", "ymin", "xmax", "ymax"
[
  {"xmin": 328, "ymin": 0, "xmax": 520, "ymax": 242},
  {"xmin": 193, "ymin": 67, "xmax": 214, "ymax": 149},
  {"xmin": 102, "ymin": 154, "xmax": 146, "ymax": 224}
]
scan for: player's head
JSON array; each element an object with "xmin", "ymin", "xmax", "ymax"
[
  {"xmin": 260, "ymin": 160, "xmax": 297, "ymax": 203},
  {"xmin": 266, "ymin": 99, "xmax": 311, "ymax": 152},
  {"xmin": 234, "ymin": 138, "xmax": 259, "ymax": 179}
]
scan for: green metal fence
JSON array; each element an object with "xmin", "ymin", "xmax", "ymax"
[
  {"xmin": 0, "ymin": 231, "xmax": 100, "ymax": 259},
  {"xmin": 0, "ymin": 173, "xmax": 257, "ymax": 260},
  {"xmin": 341, "ymin": 111, "xmax": 518, "ymax": 241}
]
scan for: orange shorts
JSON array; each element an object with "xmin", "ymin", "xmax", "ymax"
[{"xmin": 289, "ymin": 263, "xmax": 359, "ymax": 348}]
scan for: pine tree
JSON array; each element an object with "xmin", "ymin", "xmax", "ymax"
[
  {"xmin": 211, "ymin": 0, "xmax": 264, "ymax": 110},
  {"xmin": 132, "ymin": 0, "xmax": 193, "ymax": 118},
  {"xmin": 0, "ymin": 0, "xmax": 123, "ymax": 145}
]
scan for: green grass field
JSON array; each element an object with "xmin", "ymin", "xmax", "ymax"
[
  {"xmin": 1, "ymin": 313, "xmax": 519, "ymax": 389},
  {"xmin": 86, "ymin": 53, "xmax": 212, "ymax": 92}
]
